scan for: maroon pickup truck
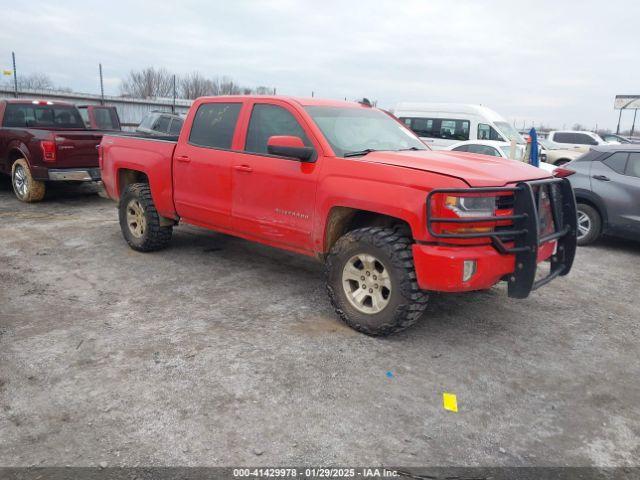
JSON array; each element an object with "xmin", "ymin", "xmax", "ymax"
[{"xmin": 0, "ymin": 99, "xmax": 104, "ymax": 202}]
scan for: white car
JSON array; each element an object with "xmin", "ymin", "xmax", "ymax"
[
  {"xmin": 446, "ymin": 140, "xmax": 525, "ymax": 160},
  {"xmin": 394, "ymin": 103, "xmax": 526, "ymax": 150},
  {"xmin": 446, "ymin": 140, "xmax": 556, "ymax": 173},
  {"xmin": 547, "ymin": 130, "xmax": 611, "ymax": 152}
]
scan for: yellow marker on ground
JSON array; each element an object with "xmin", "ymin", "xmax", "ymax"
[{"xmin": 443, "ymin": 392, "xmax": 458, "ymax": 412}]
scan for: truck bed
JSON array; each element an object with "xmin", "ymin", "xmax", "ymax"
[{"xmin": 100, "ymin": 133, "xmax": 178, "ymax": 218}]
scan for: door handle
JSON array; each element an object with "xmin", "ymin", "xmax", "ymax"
[
  {"xmin": 592, "ymin": 174, "xmax": 610, "ymax": 181},
  {"xmin": 176, "ymin": 155, "xmax": 191, "ymax": 163},
  {"xmin": 233, "ymin": 165, "xmax": 253, "ymax": 173}
]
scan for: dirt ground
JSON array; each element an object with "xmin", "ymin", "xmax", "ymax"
[{"xmin": 0, "ymin": 178, "xmax": 639, "ymax": 468}]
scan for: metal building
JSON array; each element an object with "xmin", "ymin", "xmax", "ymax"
[{"xmin": 0, "ymin": 87, "xmax": 193, "ymax": 129}]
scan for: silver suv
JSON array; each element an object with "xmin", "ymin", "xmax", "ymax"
[
  {"xmin": 136, "ymin": 111, "xmax": 184, "ymax": 136},
  {"xmin": 563, "ymin": 145, "xmax": 640, "ymax": 245}
]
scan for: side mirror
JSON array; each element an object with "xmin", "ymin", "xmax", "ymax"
[{"xmin": 267, "ymin": 136, "xmax": 314, "ymax": 162}]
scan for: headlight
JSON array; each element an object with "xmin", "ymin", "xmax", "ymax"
[{"xmin": 445, "ymin": 195, "xmax": 496, "ymax": 217}]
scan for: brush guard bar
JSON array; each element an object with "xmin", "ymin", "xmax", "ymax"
[{"xmin": 426, "ymin": 178, "xmax": 577, "ymax": 299}]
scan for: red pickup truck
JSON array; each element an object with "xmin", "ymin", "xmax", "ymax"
[
  {"xmin": 0, "ymin": 99, "xmax": 103, "ymax": 202},
  {"xmin": 100, "ymin": 96, "xmax": 577, "ymax": 336}
]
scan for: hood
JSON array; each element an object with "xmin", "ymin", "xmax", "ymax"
[{"xmin": 358, "ymin": 150, "xmax": 550, "ymax": 187}]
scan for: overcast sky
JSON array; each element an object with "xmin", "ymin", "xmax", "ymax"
[{"xmin": 1, "ymin": 0, "xmax": 638, "ymax": 130}]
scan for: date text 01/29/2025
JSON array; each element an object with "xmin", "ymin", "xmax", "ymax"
[{"xmin": 232, "ymin": 467, "xmax": 400, "ymax": 478}]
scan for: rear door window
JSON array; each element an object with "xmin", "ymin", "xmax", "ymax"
[
  {"xmin": 603, "ymin": 152, "xmax": 629, "ymax": 174},
  {"xmin": 626, "ymin": 153, "xmax": 640, "ymax": 178},
  {"xmin": 189, "ymin": 103, "xmax": 242, "ymax": 149},
  {"xmin": 168, "ymin": 117, "xmax": 183, "ymax": 135},
  {"xmin": 153, "ymin": 115, "xmax": 171, "ymax": 133},
  {"xmin": 554, "ymin": 132, "xmax": 597, "ymax": 145}
]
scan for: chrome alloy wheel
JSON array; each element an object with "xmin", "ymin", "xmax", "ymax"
[
  {"xmin": 577, "ymin": 210, "xmax": 591, "ymax": 240},
  {"xmin": 13, "ymin": 165, "xmax": 28, "ymax": 198},
  {"xmin": 342, "ymin": 253, "xmax": 392, "ymax": 314},
  {"xmin": 126, "ymin": 199, "xmax": 147, "ymax": 238}
]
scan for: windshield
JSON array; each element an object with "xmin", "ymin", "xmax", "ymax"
[
  {"xmin": 494, "ymin": 121, "xmax": 525, "ymax": 144},
  {"xmin": 305, "ymin": 106, "xmax": 427, "ymax": 157}
]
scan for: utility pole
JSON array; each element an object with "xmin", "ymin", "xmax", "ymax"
[
  {"xmin": 616, "ymin": 109, "xmax": 623, "ymax": 134},
  {"xmin": 631, "ymin": 109, "xmax": 638, "ymax": 137},
  {"xmin": 12, "ymin": 51, "xmax": 18, "ymax": 98},
  {"xmin": 172, "ymin": 74, "xmax": 176, "ymax": 114},
  {"xmin": 99, "ymin": 63, "xmax": 105, "ymax": 105}
]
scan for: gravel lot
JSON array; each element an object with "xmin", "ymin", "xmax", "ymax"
[{"xmin": 1, "ymin": 178, "xmax": 639, "ymax": 468}]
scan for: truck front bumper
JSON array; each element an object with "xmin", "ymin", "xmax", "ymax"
[
  {"xmin": 417, "ymin": 177, "xmax": 577, "ymax": 298},
  {"xmin": 412, "ymin": 241, "xmax": 556, "ymax": 293},
  {"xmin": 47, "ymin": 168, "xmax": 101, "ymax": 182}
]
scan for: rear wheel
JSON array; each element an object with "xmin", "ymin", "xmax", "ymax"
[
  {"xmin": 119, "ymin": 183, "xmax": 173, "ymax": 251},
  {"xmin": 326, "ymin": 226, "xmax": 429, "ymax": 336},
  {"xmin": 576, "ymin": 203, "xmax": 601, "ymax": 246},
  {"xmin": 11, "ymin": 159, "xmax": 46, "ymax": 202}
]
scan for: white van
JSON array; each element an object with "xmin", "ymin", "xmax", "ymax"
[{"xmin": 394, "ymin": 103, "xmax": 525, "ymax": 150}]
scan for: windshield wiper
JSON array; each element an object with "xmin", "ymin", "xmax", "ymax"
[
  {"xmin": 396, "ymin": 147, "xmax": 423, "ymax": 151},
  {"xmin": 343, "ymin": 149, "xmax": 378, "ymax": 157}
]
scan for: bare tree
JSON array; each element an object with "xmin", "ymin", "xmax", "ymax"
[
  {"xmin": 255, "ymin": 86, "xmax": 276, "ymax": 95},
  {"xmin": 12, "ymin": 73, "xmax": 54, "ymax": 90},
  {"xmin": 120, "ymin": 67, "xmax": 174, "ymax": 98},
  {"xmin": 572, "ymin": 123, "xmax": 587, "ymax": 131},
  {"xmin": 219, "ymin": 76, "xmax": 242, "ymax": 95},
  {"xmin": 179, "ymin": 72, "xmax": 219, "ymax": 99}
]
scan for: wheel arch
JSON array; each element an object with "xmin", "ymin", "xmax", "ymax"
[
  {"xmin": 117, "ymin": 168, "xmax": 149, "ymax": 198},
  {"xmin": 322, "ymin": 206, "xmax": 413, "ymax": 255},
  {"xmin": 574, "ymin": 188, "xmax": 608, "ymax": 230},
  {"xmin": 4, "ymin": 144, "xmax": 30, "ymax": 172}
]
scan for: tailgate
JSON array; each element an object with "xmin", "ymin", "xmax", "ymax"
[{"xmin": 52, "ymin": 131, "xmax": 103, "ymax": 168}]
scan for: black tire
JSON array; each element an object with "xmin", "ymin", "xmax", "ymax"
[
  {"xmin": 119, "ymin": 183, "xmax": 173, "ymax": 252},
  {"xmin": 325, "ymin": 226, "xmax": 429, "ymax": 336},
  {"xmin": 12, "ymin": 158, "xmax": 46, "ymax": 202},
  {"xmin": 576, "ymin": 203, "xmax": 601, "ymax": 246}
]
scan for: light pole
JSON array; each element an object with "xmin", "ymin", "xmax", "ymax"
[{"xmin": 12, "ymin": 51, "xmax": 18, "ymax": 98}]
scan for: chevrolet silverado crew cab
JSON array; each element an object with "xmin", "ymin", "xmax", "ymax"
[
  {"xmin": 0, "ymin": 99, "xmax": 104, "ymax": 202},
  {"xmin": 100, "ymin": 96, "xmax": 578, "ymax": 336}
]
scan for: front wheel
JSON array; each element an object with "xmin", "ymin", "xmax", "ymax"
[
  {"xmin": 119, "ymin": 183, "xmax": 173, "ymax": 252},
  {"xmin": 326, "ymin": 226, "xmax": 429, "ymax": 336}
]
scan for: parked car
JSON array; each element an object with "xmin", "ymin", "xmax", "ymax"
[
  {"xmin": 77, "ymin": 105, "xmax": 121, "ymax": 131},
  {"xmin": 538, "ymin": 138, "xmax": 583, "ymax": 165},
  {"xmin": 136, "ymin": 111, "xmax": 184, "ymax": 136},
  {"xmin": 600, "ymin": 133, "xmax": 639, "ymax": 144},
  {"xmin": 0, "ymin": 99, "xmax": 104, "ymax": 202},
  {"xmin": 547, "ymin": 130, "xmax": 609, "ymax": 152},
  {"xmin": 100, "ymin": 95, "xmax": 576, "ymax": 336},
  {"xmin": 394, "ymin": 103, "xmax": 526, "ymax": 150},
  {"xmin": 446, "ymin": 140, "xmax": 556, "ymax": 173},
  {"xmin": 446, "ymin": 140, "xmax": 525, "ymax": 160},
  {"xmin": 560, "ymin": 145, "xmax": 640, "ymax": 245}
]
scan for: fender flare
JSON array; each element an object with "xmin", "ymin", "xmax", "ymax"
[{"xmin": 5, "ymin": 140, "xmax": 31, "ymax": 170}]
